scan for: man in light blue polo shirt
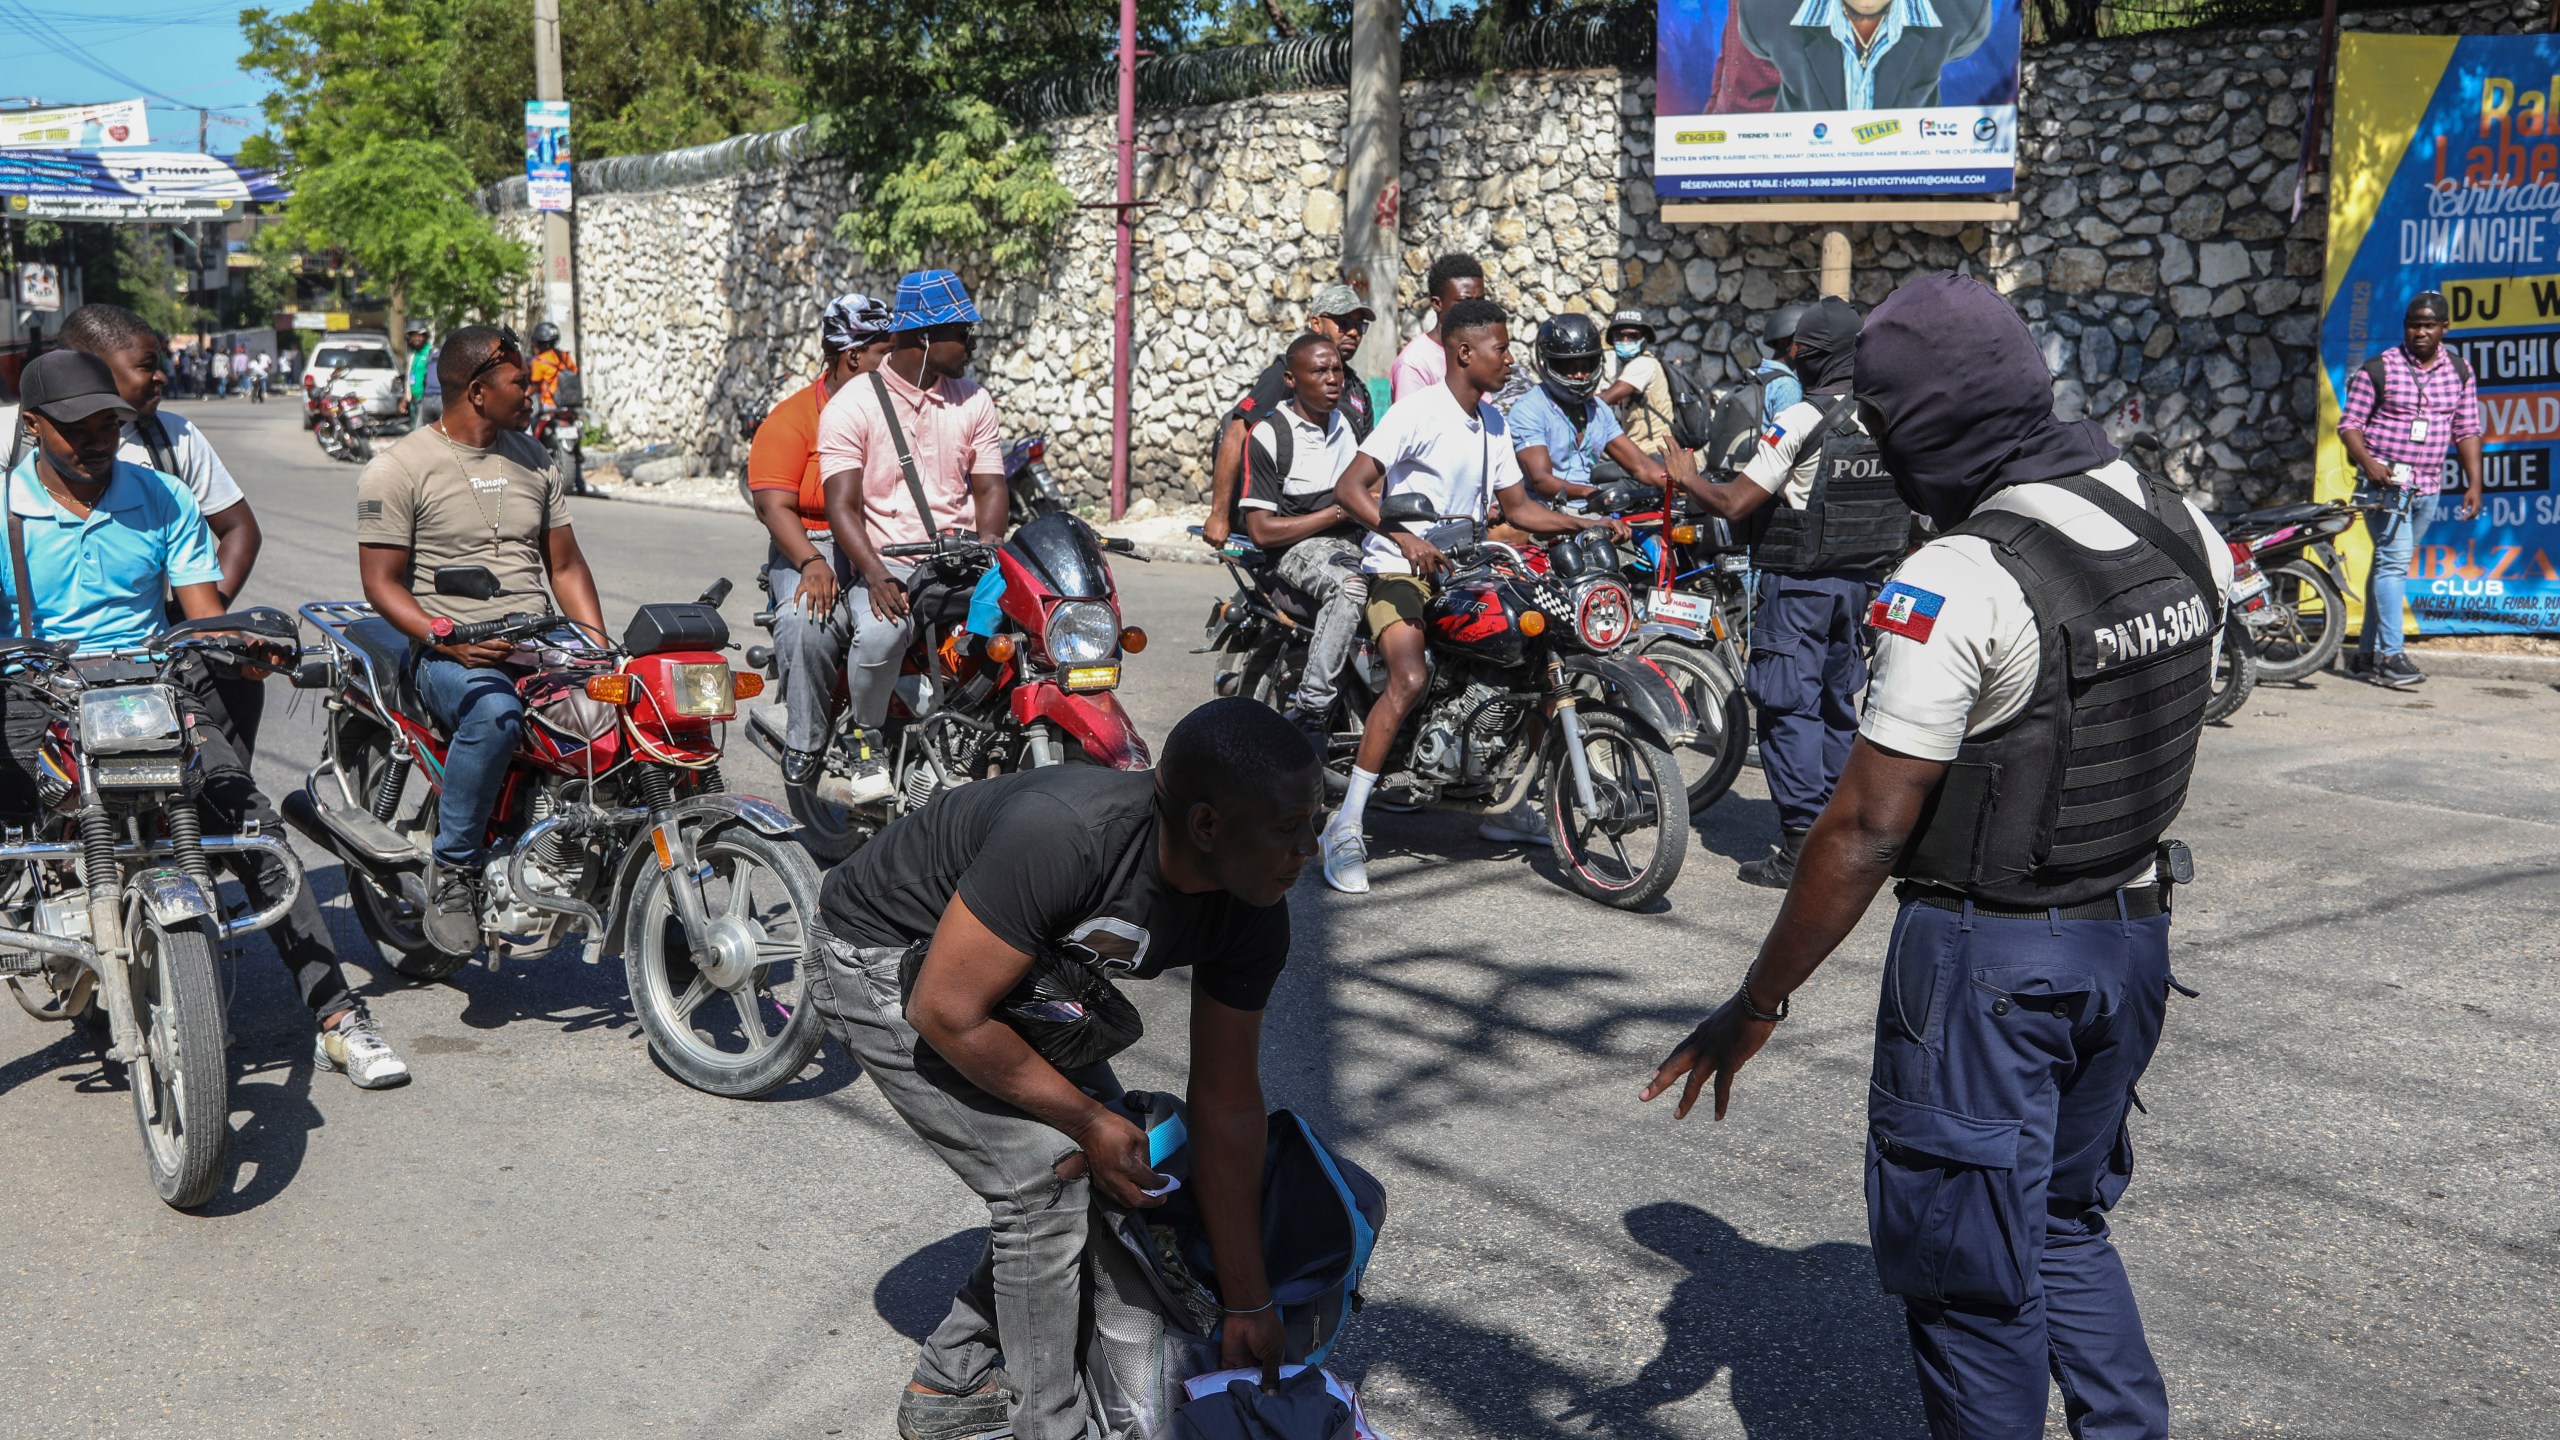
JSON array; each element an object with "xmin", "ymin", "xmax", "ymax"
[
  {"xmin": 1511, "ymin": 313, "xmax": 1669, "ymax": 507},
  {"xmin": 7, "ymin": 350, "xmax": 409, "ymax": 1088}
]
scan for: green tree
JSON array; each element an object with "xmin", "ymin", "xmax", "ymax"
[{"xmin": 270, "ymin": 139, "xmax": 529, "ymax": 324}]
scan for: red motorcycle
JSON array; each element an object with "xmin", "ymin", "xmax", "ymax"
[
  {"xmin": 745, "ymin": 510, "xmax": 1152, "ymax": 859},
  {"xmin": 282, "ymin": 568, "xmax": 826, "ymax": 1097}
]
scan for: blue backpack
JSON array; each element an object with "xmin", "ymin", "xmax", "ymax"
[{"xmin": 1084, "ymin": 1093, "xmax": 1386, "ymax": 1439}]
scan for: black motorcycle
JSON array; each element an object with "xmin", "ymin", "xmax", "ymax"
[
  {"xmin": 1202, "ymin": 495, "xmax": 1696, "ymax": 908},
  {"xmin": 1582, "ymin": 476, "xmax": 1755, "ymax": 814},
  {"xmin": 1004, "ymin": 433, "xmax": 1068, "ymax": 527}
]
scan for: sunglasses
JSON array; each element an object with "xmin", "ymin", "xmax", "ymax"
[{"xmin": 466, "ymin": 328, "xmax": 525, "ymax": 387}]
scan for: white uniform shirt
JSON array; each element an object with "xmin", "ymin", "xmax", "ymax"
[
  {"xmin": 1, "ymin": 404, "xmax": 246, "ymax": 517},
  {"xmin": 1353, "ymin": 381, "xmax": 1524, "ymax": 575},
  {"xmin": 1740, "ymin": 393, "xmax": 1865, "ymax": 509},
  {"xmin": 1860, "ymin": 461, "xmax": 2235, "ymax": 764}
]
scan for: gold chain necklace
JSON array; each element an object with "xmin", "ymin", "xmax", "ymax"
[{"xmin": 430, "ymin": 421, "xmax": 508, "ymax": 555}]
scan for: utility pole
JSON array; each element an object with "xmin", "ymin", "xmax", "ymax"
[
  {"xmin": 1108, "ymin": 0, "xmax": 1138, "ymax": 520},
  {"xmin": 1343, "ymin": 0, "xmax": 1400, "ymax": 392},
  {"xmin": 533, "ymin": 0, "xmax": 576, "ymax": 352}
]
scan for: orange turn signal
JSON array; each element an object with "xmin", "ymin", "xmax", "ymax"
[
  {"xmin": 1669, "ymin": 523, "xmax": 1698, "ymax": 545},
  {"xmin": 1518, "ymin": 610, "xmax": 1548, "ymax": 637},
  {"xmin": 1120, "ymin": 626, "xmax": 1149, "ymax": 654},
  {"xmin": 585, "ymin": 674, "xmax": 634, "ymax": 705},
  {"xmin": 733, "ymin": 670, "xmax": 764, "ymax": 700},
  {"xmin": 985, "ymin": 634, "xmax": 1018, "ymax": 663}
]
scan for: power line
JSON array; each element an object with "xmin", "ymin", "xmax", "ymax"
[{"xmin": 0, "ymin": 0, "xmax": 194, "ymax": 108}]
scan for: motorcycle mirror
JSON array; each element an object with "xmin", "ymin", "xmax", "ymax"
[
  {"xmin": 1379, "ymin": 492, "xmax": 1441, "ymax": 526},
  {"xmin": 432, "ymin": 566, "xmax": 505, "ymax": 601},
  {"xmin": 698, "ymin": 577, "xmax": 733, "ymax": 609}
]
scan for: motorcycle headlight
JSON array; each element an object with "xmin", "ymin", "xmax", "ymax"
[
  {"xmin": 666, "ymin": 663, "xmax": 736, "ymax": 719},
  {"xmin": 1572, "ymin": 579, "xmax": 1636, "ymax": 653},
  {"xmin": 1046, "ymin": 601, "xmax": 1120, "ymax": 665},
  {"xmin": 80, "ymin": 685, "xmax": 183, "ymax": 754}
]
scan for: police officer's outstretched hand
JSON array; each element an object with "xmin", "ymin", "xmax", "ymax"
[{"xmin": 1641, "ymin": 994, "xmax": 1778, "ymax": 1120}]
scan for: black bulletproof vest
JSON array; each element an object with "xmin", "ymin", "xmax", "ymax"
[
  {"xmin": 1895, "ymin": 472, "xmax": 2219, "ymax": 908},
  {"xmin": 1752, "ymin": 396, "xmax": 1912, "ymax": 575}
]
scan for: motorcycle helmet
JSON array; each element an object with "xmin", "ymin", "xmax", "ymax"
[
  {"xmin": 1535, "ymin": 313, "xmax": 1605, "ymax": 401},
  {"xmin": 1766, "ymin": 302, "xmax": 1809, "ymax": 351},
  {"xmin": 530, "ymin": 320, "xmax": 561, "ymax": 349}
]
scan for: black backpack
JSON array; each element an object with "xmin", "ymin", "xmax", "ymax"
[
  {"xmin": 1660, "ymin": 355, "xmax": 1715, "ymax": 451},
  {"xmin": 1702, "ymin": 379, "xmax": 1772, "ymax": 476}
]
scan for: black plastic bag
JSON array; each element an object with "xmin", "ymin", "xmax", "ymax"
[{"xmin": 901, "ymin": 941, "xmax": 1144, "ymax": 1072}]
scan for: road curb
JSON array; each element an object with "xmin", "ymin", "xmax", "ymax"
[{"xmin": 2400, "ymin": 647, "xmax": 2560, "ymax": 684}]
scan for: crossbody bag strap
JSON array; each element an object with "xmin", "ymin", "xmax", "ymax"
[
  {"xmin": 2047, "ymin": 472, "xmax": 2221, "ymax": 607},
  {"xmin": 871, "ymin": 369, "xmax": 940, "ymax": 543},
  {"xmin": 138, "ymin": 413, "xmax": 178, "ymax": 478},
  {"xmin": 8, "ymin": 499, "xmax": 37, "ymax": 641}
]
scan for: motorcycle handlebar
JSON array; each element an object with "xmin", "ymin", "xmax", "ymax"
[{"xmin": 442, "ymin": 611, "xmax": 551, "ymax": 646}]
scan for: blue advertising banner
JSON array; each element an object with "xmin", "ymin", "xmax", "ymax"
[
  {"xmin": 0, "ymin": 149, "xmax": 286, "ymax": 221},
  {"xmin": 525, "ymin": 100, "xmax": 572, "ymax": 214},
  {"xmin": 1654, "ymin": 0, "xmax": 2021, "ymax": 198},
  {"xmin": 2321, "ymin": 32, "xmax": 2560, "ymax": 634}
]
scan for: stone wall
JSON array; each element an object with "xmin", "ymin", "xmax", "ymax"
[{"xmin": 496, "ymin": 0, "xmax": 2541, "ymax": 512}]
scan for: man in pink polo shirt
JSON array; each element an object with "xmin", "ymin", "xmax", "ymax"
[
  {"xmin": 814, "ymin": 268, "xmax": 1008, "ymax": 801},
  {"xmin": 1388, "ymin": 252, "xmax": 1487, "ymax": 401}
]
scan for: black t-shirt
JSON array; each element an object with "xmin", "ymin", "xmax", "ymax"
[{"xmin": 817, "ymin": 767, "xmax": 1291, "ymax": 1011}]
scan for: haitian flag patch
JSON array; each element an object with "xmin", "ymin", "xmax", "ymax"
[{"xmin": 1868, "ymin": 581, "xmax": 1944, "ymax": 642}]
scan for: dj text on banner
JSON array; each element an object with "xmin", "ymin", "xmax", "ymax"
[
  {"xmin": 2322, "ymin": 31, "xmax": 2560, "ymax": 634},
  {"xmin": 1653, "ymin": 0, "xmax": 2022, "ymax": 198}
]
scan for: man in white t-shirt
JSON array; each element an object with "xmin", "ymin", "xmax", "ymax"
[
  {"xmin": 1322, "ymin": 298, "xmax": 1627, "ymax": 894},
  {"xmin": 1238, "ymin": 333, "xmax": 1366, "ymax": 740},
  {"xmin": 1642, "ymin": 273, "xmax": 2225, "ymax": 1440},
  {"xmin": 6, "ymin": 305, "xmax": 270, "ymax": 749}
]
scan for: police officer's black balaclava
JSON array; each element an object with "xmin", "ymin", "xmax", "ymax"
[
  {"xmin": 1789, "ymin": 297, "xmax": 1862, "ymax": 397},
  {"xmin": 1855, "ymin": 271, "xmax": 2119, "ymax": 529}
]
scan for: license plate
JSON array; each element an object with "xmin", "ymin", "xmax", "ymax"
[
  {"xmin": 2231, "ymin": 572, "xmax": 2270, "ymax": 602},
  {"xmin": 1647, "ymin": 591, "xmax": 1717, "ymax": 630}
]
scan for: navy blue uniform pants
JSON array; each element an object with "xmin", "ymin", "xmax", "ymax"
[
  {"xmin": 1746, "ymin": 570, "xmax": 1872, "ymax": 832},
  {"xmin": 1866, "ymin": 899, "xmax": 2174, "ymax": 1440}
]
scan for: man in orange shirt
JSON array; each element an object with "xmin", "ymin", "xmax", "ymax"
[
  {"xmin": 527, "ymin": 321, "xmax": 578, "ymax": 407},
  {"xmin": 748, "ymin": 293, "xmax": 896, "ymax": 783}
]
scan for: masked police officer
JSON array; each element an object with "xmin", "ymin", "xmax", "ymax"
[
  {"xmin": 1669, "ymin": 296, "xmax": 1912, "ymax": 886},
  {"xmin": 1641, "ymin": 273, "xmax": 2230, "ymax": 1440}
]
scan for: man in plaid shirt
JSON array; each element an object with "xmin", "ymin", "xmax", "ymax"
[{"xmin": 2337, "ymin": 291, "xmax": 2486, "ymax": 688}]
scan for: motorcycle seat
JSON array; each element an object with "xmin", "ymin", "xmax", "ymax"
[
  {"xmin": 2231, "ymin": 501, "xmax": 2329, "ymax": 531},
  {"xmin": 342, "ymin": 617, "xmax": 419, "ymax": 713}
]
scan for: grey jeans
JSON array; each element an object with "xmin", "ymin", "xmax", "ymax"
[
  {"xmin": 1274, "ymin": 536, "xmax": 1366, "ymax": 715},
  {"xmin": 765, "ymin": 539, "xmax": 913, "ymax": 752},
  {"xmin": 811, "ymin": 922, "xmax": 1119, "ymax": 1440}
]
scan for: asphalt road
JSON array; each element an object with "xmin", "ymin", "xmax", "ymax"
[{"xmin": 3, "ymin": 399, "xmax": 2556, "ymax": 1439}]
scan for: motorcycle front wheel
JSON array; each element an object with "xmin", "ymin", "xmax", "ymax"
[
  {"xmin": 624, "ymin": 825, "xmax": 826, "ymax": 1097},
  {"xmin": 126, "ymin": 914, "xmax": 229, "ymax": 1209},
  {"xmin": 1546, "ymin": 709, "xmax": 1689, "ymax": 909},
  {"xmin": 2202, "ymin": 619, "xmax": 2259, "ymax": 724},
  {"xmin": 2251, "ymin": 560, "xmax": 2345, "ymax": 683},
  {"xmin": 1638, "ymin": 637, "xmax": 1750, "ymax": 812}
]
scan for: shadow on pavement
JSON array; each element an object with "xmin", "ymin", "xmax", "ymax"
[
  {"xmin": 875, "ymin": 1227, "xmax": 991, "ymax": 1341},
  {"xmin": 199, "ymin": 1043, "xmax": 322, "ymax": 1217}
]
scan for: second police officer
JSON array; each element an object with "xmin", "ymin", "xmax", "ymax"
[
  {"xmin": 1669, "ymin": 295, "xmax": 1913, "ymax": 887},
  {"xmin": 1642, "ymin": 272, "xmax": 2232, "ymax": 1440}
]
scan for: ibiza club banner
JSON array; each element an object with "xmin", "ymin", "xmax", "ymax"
[
  {"xmin": 1653, "ymin": 0, "xmax": 2022, "ymax": 198},
  {"xmin": 2321, "ymin": 32, "xmax": 2560, "ymax": 634}
]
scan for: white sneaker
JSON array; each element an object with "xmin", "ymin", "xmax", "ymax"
[
  {"xmin": 1320, "ymin": 828, "xmax": 1370, "ymax": 894},
  {"xmin": 1477, "ymin": 801, "xmax": 1552, "ymax": 847},
  {"xmin": 315, "ymin": 1011, "xmax": 412, "ymax": 1089}
]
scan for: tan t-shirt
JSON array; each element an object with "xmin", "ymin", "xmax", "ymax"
[
  {"xmin": 1612, "ymin": 354, "xmax": 1677, "ymax": 454},
  {"xmin": 355, "ymin": 426, "xmax": 571, "ymax": 625}
]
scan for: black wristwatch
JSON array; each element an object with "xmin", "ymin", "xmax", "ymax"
[{"xmin": 1735, "ymin": 984, "xmax": 1789, "ymax": 1023}]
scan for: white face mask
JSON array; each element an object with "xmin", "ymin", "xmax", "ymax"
[{"xmin": 1613, "ymin": 340, "xmax": 1643, "ymax": 359}]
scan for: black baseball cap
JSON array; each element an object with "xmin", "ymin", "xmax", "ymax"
[{"xmin": 19, "ymin": 350, "xmax": 135, "ymax": 425}]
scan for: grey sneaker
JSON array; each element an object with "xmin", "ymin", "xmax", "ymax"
[
  {"xmin": 423, "ymin": 860, "xmax": 482, "ymax": 956},
  {"xmin": 896, "ymin": 1377, "xmax": 1013, "ymax": 1440},
  {"xmin": 315, "ymin": 1010, "xmax": 412, "ymax": 1089},
  {"xmin": 1476, "ymin": 801, "xmax": 1552, "ymax": 846},
  {"xmin": 2375, "ymin": 653, "xmax": 2427, "ymax": 688}
]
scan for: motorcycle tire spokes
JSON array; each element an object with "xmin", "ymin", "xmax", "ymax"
[
  {"xmin": 1549, "ymin": 711, "xmax": 1688, "ymax": 909},
  {"xmin": 2250, "ymin": 560, "xmax": 2345, "ymax": 684},
  {"xmin": 623, "ymin": 827, "xmax": 824, "ymax": 1098},
  {"xmin": 1639, "ymin": 639, "xmax": 1748, "ymax": 811}
]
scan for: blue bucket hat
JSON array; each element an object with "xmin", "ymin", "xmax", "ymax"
[{"xmin": 890, "ymin": 269, "xmax": 980, "ymax": 331}]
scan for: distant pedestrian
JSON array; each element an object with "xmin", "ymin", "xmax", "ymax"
[
  {"xmin": 249, "ymin": 350, "xmax": 272, "ymax": 403},
  {"xmin": 230, "ymin": 345, "xmax": 250, "ymax": 398},
  {"xmin": 404, "ymin": 321, "xmax": 442, "ymax": 431},
  {"xmin": 1388, "ymin": 253, "xmax": 1487, "ymax": 402},
  {"xmin": 2337, "ymin": 290, "xmax": 2485, "ymax": 688}
]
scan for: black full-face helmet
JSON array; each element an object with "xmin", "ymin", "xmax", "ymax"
[{"xmin": 1536, "ymin": 312, "xmax": 1606, "ymax": 400}]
